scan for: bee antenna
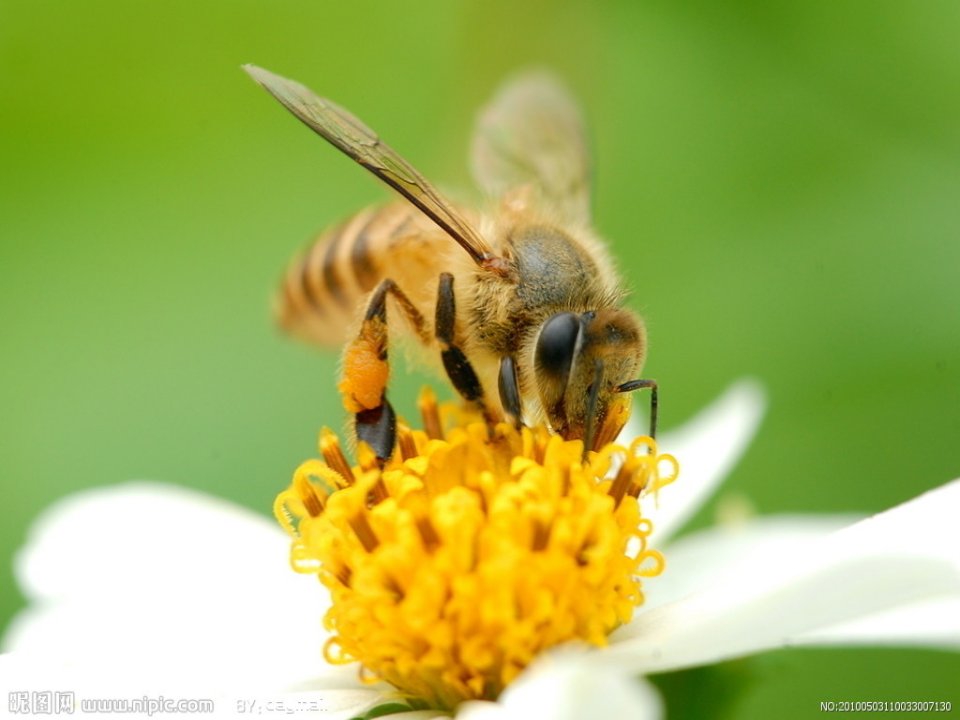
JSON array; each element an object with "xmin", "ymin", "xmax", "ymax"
[
  {"xmin": 583, "ymin": 360, "xmax": 604, "ymax": 456},
  {"xmin": 616, "ymin": 379, "xmax": 658, "ymax": 440}
]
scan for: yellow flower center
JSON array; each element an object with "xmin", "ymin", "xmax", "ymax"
[{"xmin": 275, "ymin": 389, "xmax": 678, "ymax": 711}]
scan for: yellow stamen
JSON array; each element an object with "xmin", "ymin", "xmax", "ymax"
[
  {"xmin": 417, "ymin": 386, "xmax": 444, "ymax": 440},
  {"xmin": 275, "ymin": 390, "xmax": 677, "ymax": 711},
  {"xmin": 319, "ymin": 428, "xmax": 354, "ymax": 487}
]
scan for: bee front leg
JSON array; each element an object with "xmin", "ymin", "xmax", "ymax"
[
  {"xmin": 498, "ymin": 356, "xmax": 523, "ymax": 429},
  {"xmin": 339, "ymin": 279, "xmax": 428, "ymax": 462},
  {"xmin": 616, "ymin": 378, "xmax": 659, "ymax": 440},
  {"xmin": 436, "ymin": 273, "xmax": 496, "ymax": 425}
]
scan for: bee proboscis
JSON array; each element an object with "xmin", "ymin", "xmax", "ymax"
[{"xmin": 246, "ymin": 65, "xmax": 657, "ymax": 460}]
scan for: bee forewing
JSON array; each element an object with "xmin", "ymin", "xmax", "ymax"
[
  {"xmin": 471, "ymin": 70, "xmax": 591, "ymax": 224},
  {"xmin": 244, "ymin": 64, "xmax": 497, "ymax": 270}
]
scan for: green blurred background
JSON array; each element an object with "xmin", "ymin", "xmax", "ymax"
[{"xmin": 2, "ymin": 1, "xmax": 958, "ymax": 716}]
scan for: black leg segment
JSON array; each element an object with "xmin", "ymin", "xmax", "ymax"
[
  {"xmin": 356, "ymin": 401, "xmax": 397, "ymax": 463},
  {"xmin": 498, "ymin": 356, "xmax": 523, "ymax": 427},
  {"xmin": 436, "ymin": 273, "xmax": 489, "ymax": 410}
]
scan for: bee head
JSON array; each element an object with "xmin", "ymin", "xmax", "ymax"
[{"xmin": 533, "ymin": 308, "xmax": 647, "ymax": 451}]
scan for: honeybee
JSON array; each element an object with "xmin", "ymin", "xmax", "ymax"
[{"xmin": 246, "ymin": 65, "xmax": 657, "ymax": 461}]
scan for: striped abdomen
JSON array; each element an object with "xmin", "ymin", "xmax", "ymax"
[{"xmin": 277, "ymin": 202, "xmax": 456, "ymax": 347}]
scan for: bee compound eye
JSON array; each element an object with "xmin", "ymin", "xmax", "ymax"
[{"xmin": 535, "ymin": 312, "xmax": 581, "ymax": 380}]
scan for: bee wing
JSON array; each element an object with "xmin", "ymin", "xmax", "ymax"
[
  {"xmin": 245, "ymin": 65, "xmax": 504, "ymax": 274},
  {"xmin": 471, "ymin": 70, "xmax": 591, "ymax": 224}
]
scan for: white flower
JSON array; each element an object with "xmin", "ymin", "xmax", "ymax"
[{"xmin": 3, "ymin": 380, "xmax": 958, "ymax": 719}]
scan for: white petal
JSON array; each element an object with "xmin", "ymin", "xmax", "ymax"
[
  {"xmin": 643, "ymin": 514, "xmax": 859, "ymax": 609},
  {"xmin": 605, "ymin": 479, "xmax": 960, "ymax": 673},
  {"xmin": 457, "ymin": 651, "xmax": 662, "ymax": 720},
  {"xmin": 12, "ymin": 481, "xmax": 297, "ymax": 601},
  {"xmin": 796, "ymin": 596, "xmax": 960, "ymax": 649},
  {"xmin": 3, "ymin": 482, "xmax": 344, "ymax": 694},
  {"xmin": 643, "ymin": 379, "xmax": 766, "ymax": 545}
]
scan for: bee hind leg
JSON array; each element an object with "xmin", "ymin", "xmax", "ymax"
[
  {"xmin": 339, "ymin": 278, "xmax": 428, "ymax": 463},
  {"xmin": 436, "ymin": 273, "xmax": 497, "ymax": 426}
]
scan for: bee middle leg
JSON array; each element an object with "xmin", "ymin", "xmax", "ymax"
[
  {"xmin": 436, "ymin": 273, "xmax": 497, "ymax": 425},
  {"xmin": 339, "ymin": 278, "xmax": 429, "ymax": 462}
]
